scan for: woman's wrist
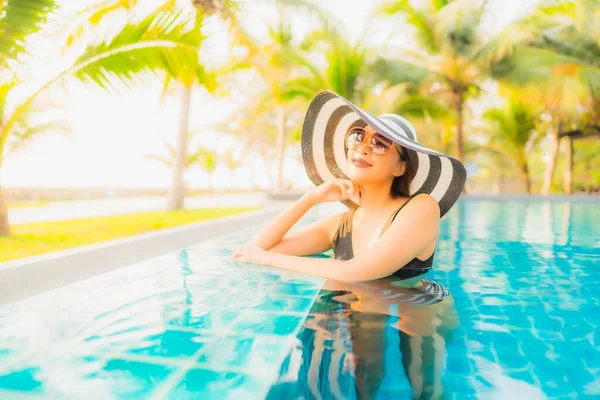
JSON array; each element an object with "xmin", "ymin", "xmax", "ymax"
[{"xmin": 300, "ymin": 190, "xmax": 320, "ymax": 207}]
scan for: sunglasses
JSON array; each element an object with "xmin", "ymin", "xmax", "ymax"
[{"xmin": 345, "ymin": 128, "xmax": 406, "ymax": 160}]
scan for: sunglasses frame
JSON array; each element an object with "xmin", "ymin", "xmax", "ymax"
[{"xmin": 345, "ymin": 128, "xmax": 406, "ymax": 160}]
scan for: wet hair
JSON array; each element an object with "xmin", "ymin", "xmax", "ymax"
[{"xmin": 390, "ymin": 144, "xmax": 416, "ymax": 198}]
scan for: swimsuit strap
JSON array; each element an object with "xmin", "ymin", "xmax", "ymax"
[
  {"xmin": 334, "ymin": 196, "xmax": 415, "ymax": 247},
  {"xmin": 380, "ymin": 196, "xmax": 416, "ymax": 236}
]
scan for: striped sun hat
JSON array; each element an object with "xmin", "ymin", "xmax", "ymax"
[{"xmin": 301, "ymin": 90, "xmax": 467, "ymax": 218}]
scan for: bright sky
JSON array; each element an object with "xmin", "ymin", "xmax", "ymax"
[{"xmin": 1, "ymin": 0, "xmax": 539, "ymax": 190}]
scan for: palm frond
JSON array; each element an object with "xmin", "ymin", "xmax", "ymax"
[
  {"xmin": 0, "ymin": 0, "xmax": 58, "ymax": 64},
  {"xmin": 4, "ymin": 117, "xmax": 71, "ymax": 158},
  {"xmin": 280, "ymin": 77, "xmax": 322, "ymax": 101},
  {"xmin": 369, "ymin": 57, "xmax": 430, "ymax": 87},
  {"xmin": 378, "ymin": 0, "xmax": 440, "ymax": 54},
  {"xmin": 73, "ymin": 10, "xmax": 204, "ymax": 92},
  {"xmin": 61, "ymin": 0, "xmax": 156, "ymax": 50},
  {"xmin": 144, "ymin": 154, "xmax": 173, "ymax": 167},
  {"xmin": 393, "ymin": 95, "xmax": 452, "ymax": 120},
  {"xmin": 377, "ymin": 0, "xmax": 412, "ymax": 16},
  {"xmin": 0, "ymin": 78, "xmax": 18, "ymax": 121},
  {"xmin": 533, "ymin": 31, "xmax": 600, "ymax": 70},
  {"xmin": 437, "ymin": 0, "xmax": 485, "ymax": 57}
]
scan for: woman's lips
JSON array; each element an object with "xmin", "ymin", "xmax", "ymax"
[{"xmin": 352, "ymin": 159, "xmax": 372, "ymax": 168}]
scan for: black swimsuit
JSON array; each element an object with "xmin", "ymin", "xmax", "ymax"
[{"xmin": 331, "ymin": 196, "xmax": 435, "ymax": 280}]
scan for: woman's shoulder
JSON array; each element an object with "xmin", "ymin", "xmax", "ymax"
[{"xmin": 405, "ymin": 193, "xmax": 440, "ymax": 220}]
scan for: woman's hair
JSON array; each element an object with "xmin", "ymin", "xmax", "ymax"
[{"xmin": 390, "ymin": 144, "xmax": 416, "ymax": 198}]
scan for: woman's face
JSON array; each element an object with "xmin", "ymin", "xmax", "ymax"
[{"xmin": 346, "ymin": 125, "xmax": 406, "ymax": 183}]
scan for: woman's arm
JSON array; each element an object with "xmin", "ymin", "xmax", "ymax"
[
  {"xmin": 238, "ymin": 194, "xmax": 440, "ymax": 282},
  {"xmin": 248, "ymin": 192, "xmax": 318, "ymax": 251}
]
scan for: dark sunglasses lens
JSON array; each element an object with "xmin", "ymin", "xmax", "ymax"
[
  {"xmin": 371, "ymin": 136, "xmax": 392, "ymax": 153},
  {"xmin": 347, "ymin": 130, "xmax": 365, "ymax": 148}
]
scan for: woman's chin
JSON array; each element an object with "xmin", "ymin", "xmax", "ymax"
[{"xmin": 348, "ymin": 168, "xmax": 375, "ymax": 181}]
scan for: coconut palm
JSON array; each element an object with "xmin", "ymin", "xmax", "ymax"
[
  {"xmin": 227, "ymin": 1, "xmax": 342, "ymax": 192},
  {"xmin": 196, "ymin": 150, "xmax": 218, "ymax": 190},
  {"xmin": 145, "ymin": 136, "xmax": 215, "ymax": 195},
  {"xmin": 529, "ymin": 0, "xmax": 600, "ymax": 194},
  {"xmin": 377, "ymin": 0, "xmax": 518, "ymax": 163},
  {"xmin": 0, "ymin": 0, "xmax": 58, "ymax": 235},
  {"xmin": 0, "ymin": 1, "xmax": 209, "ymax": 235},
  {"xmin": 482, "ymin": 97, "xmax": 541, "ymax": 193},
  {"xmin": 222, "ymin": 148, "xmax": 244, "ymax": 188},
  {"xmin": 281, "ymin": 23, "xmax": 453, "ymax": 154},
  {"xmin": 145, "ymin": 136, "xmax": 210, "ymax": 170},
  {"xmin": 491, "ymin": 0, "xmax": 600, "ymax": 194}
]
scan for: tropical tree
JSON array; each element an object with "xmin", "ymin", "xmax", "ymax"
[
  {"xmin": 222, "ymin": 147, "xmax": 243, "ymax": 187},
  {"xmin": 0, "ymin": 0, "xmax": 59, "ymax": 235},
  {"xmin": 226, "ymin": 1, "xmax": 342, "ymax": 192},
  {"xmin": 377, "ymin": 0, "xmax": 518, "ymax": 163},
  {"xmin": 197, "ymin": 149, "xmax": 218, "ymax": 190},
  {"xmin": 145, "ymin": 136, "xmax": 210, "ymax": 170},
  {"xmin": 530, "ymin": 0, "xmax": 600, "ymax": 194},
  {"xmin": 482, "ymin": 97, "xmax": 541, "ymax": 193},
  {"xmin": 145, "ymin": 136, "xmax": 215, "ymax": 194},
  {"xmin": 3, "ymin": 97, "xmax": 72, "ymax": 159},
  {"xmin": 0, "ymin": 1, "xmax": 210, "ymax": 235},
  {"xmin": 491, "ymin": 0, "xmax": 600, "ymax": 194}
]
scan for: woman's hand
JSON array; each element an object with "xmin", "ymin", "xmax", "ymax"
[
  {"xmin": 232, "ymin": 243, "xmax": 272, "ymax": 266},
  {"xmin": 307, "ymin": 179, "xmax": 362, "ymax": 204}
]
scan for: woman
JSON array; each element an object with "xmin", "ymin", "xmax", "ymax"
[{"xmin": 232, "ymin": 90, "xmax": 466, "ymax": 286}]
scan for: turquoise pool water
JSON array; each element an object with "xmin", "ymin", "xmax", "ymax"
[{"xmin": 0, "ymin": 199, "xmax": 598, "ymax": 399}]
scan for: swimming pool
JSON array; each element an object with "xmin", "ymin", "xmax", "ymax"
[{"xmin": 0, "ymin": 198, "xmax": 598, "ymax": 399}]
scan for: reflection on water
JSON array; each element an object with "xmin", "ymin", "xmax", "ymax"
[
  {"xmin": 1, "ymin": 199, "xmax": 597, "ymax": 398},
  {"xmin": 268, "ymin": 276, "xmax": 458, "ymax": 400}
]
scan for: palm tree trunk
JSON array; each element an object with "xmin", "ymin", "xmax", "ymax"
[
  {"xmin": 521, "ymin": 162, "xmax": 531, "ymax": 194},
  {"xmin": 168, "ymin": 84, "xmax": 192, "ymax": 210},
  {"xmin": 275, "ymin": 106, "xmax": 286, "ymax": 193},
  {"xmin": 541, "ymin": 124, "xmax": 561, "ymax": 195},
  {"xmin": 0, "ymin": 182, "xmax": 9, "ymax": 236},
  {"xmin": 563, "ymin": 136, "xmax": 573, "ymax": 194},
  {"xmin": 452, "ymin": 92, "xmax": 465, "ymax": 163},
  {"xmin": 0, "ymin": 122, "xmax": 9, "ymax": 235}
]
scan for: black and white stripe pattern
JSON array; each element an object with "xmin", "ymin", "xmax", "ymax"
[{"xmin": 301, "ymin": 90, "xmax": 466, "ymax": 217}]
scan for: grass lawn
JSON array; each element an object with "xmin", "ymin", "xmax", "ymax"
[
  {"xmin": 8, "ymin": 200, "xmax": 50, "ymax": 209},
  {"xmin": 0, "ymin": 207, "xmax": 258, "ymax": 262}
]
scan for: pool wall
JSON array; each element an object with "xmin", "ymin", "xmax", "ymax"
[{"xmin": 0, "ymin": 206, "xmax": 290, "ymax": 305}]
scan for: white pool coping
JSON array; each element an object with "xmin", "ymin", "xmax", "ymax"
[{"xmin": 0, "ymin": 205, "xmax": 289, "ymax": 305}]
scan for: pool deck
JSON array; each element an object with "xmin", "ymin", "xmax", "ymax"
[{"xmin": 0, "ymin": 203, "xmax": 294, "ymax": 306}]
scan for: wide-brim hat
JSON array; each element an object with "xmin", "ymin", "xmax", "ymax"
[{"xmin": 301, "ymin": 90, "xmax": 466, "ymax": 218}]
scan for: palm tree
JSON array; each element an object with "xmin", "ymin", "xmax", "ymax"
[
  {"xmin": 531, "ymin": 0, "xmax": 600, "ymax": 194},
  {"xmin": 377, "ymin": 0, "xmax": 513, "ymax": 163},
  {"xmin": 229, "ymin": 2, "xmax": 341, "ymax": 192},
  {"xmin": 3, "ymin": 96, "xmax": 72, "ymax": 159},
  {"xmin": 54, "ymin": 0, "xmax": 218, "ymax": 208},
  {"xmin": 145, "ymin": 136, "xmax": 212, "ymax": 195},
  {"xmin": 281, "ymin": 22, "xmax": 453, "ymax": 154},
  {"xmin": 0, "ymin": 1, "xmax": 208, "ymax": 235},
  {"xmin": 482, "ymin": 97, "xmax": 541, "ymax": 193},
  {"xmin": 0, "ymin": 0, "xmax": 58, "ymax": 235},
  {"xmin": 222, "ymin": 148, "xmax": 243, "ymax": 188},
  {"xmin": 491, "ymin": 0, "xmax": 600, "ymax": 194},
  {"xmin": 197, "ymin": 150, "xmax": 218, "ymax": 191}
]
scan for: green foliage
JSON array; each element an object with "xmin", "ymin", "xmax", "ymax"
[
  {"xmin": 73, "ymin": 10, "xmax": 208, "ymax": 92},
  {"xmin": 0, "ymin": 0, "xmax": 58, "ymax": 64}
]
